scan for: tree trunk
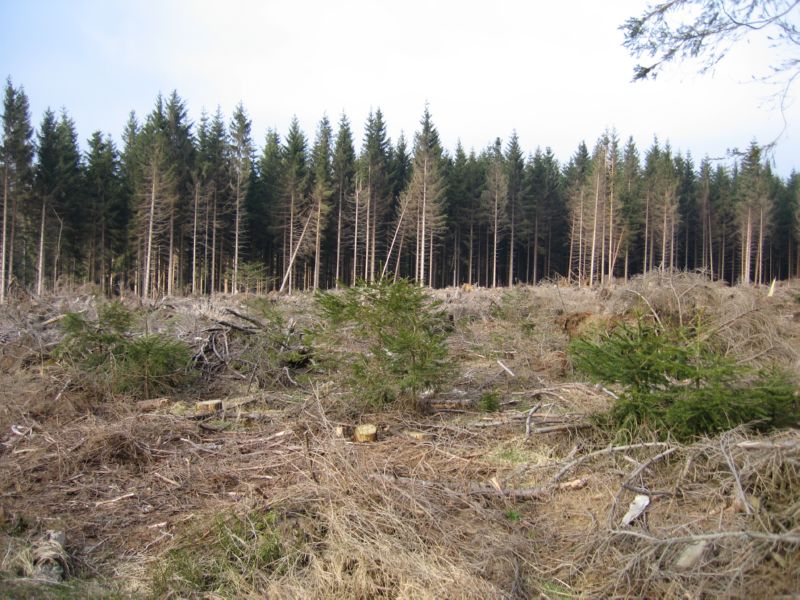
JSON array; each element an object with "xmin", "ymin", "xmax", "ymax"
[
  {"xmin": 36, "ymin": 199, "xmax": 46, "ymax": 296},
  {"xmin": 192, "ymin": 184, "xmax": 199, "ymax": 294},
  {"xmin": 0, "ymin": 171, "xmax": 7, "ymax": 304},
  {"xmin": 589, "ymin": 172, "xmax": 600, "ymax": 287},
  {"xmin": 352, "ymin": 180, "xmax": 360, "ymax": 284},
  {"xmin": 335, "ymin": 186, "xmax": 343, "ymax": 287},
  {"xmin": 143, "ymin": 165, "xmax": 158, "ymax": 300},
  {"xmin": 233, "ymin": 175, "xmax": 241, "ymax": 294},
  {"xmin": 313, "ymin": 196, "xmax": 322, "ymax": 291}
]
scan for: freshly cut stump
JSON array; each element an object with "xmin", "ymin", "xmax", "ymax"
[
  {"xmin": 195, "ymin": 399, "xmax": 223, "ymax": 415},
  {"xmin": 136, "ymin": 397, "xmax": 169, "ymax": 412},
  {"xmin": 354, "ymin": 424, "xmax": 378, "ymax": 443}
]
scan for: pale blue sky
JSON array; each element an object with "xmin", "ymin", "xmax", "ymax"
[{"xmin": 1, "ymin": 0, "xmax": 798, "ymax": 174}]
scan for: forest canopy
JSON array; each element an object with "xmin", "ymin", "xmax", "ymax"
[{"xmin": 1, "ymin": 79, "xmax": 799, "ymax": 301}]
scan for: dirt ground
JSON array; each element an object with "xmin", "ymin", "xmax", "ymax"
[{"xmin": 1, "ymin": 273, "xmax": 799, "ymax": 599}]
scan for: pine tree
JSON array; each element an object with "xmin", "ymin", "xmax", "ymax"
[
  {"xmin": 54, "ymin": 112, "xmax": 85, "ymax": 283},
  {"xmin": 331, "ymin": 114, "xmax": 355, "ymax": 286},
  {"xmin": 395, "ymin": 106, "xmax": 446, "ymax": 286},
  {"xmin": 1, "ymin": 79, "xmax": 34, "ymax": 302},
  {"xmin": 196, "ymin": 108, "xmax": 227, "ymax": 294},
  {"xmin": 359, "ymin": 109, "xmax": 391, "ymax": 282},
  {"xmin": 526, "ymin": 147, "xmax": 565, "ymax": 282},
  {"xmin": 33, "ymin": 109, "xmax": 59, "ymax": 295},
  {"xmin": 565, "ymin": 141, "xmax": 591, "ymax": 284},
  {"xmin": 84, "ymin": 131, "xmax": 123, "ymax": 292},
  {"xmin": 228, "ymin": 102, "xmax": 253, "ymax": 294},
  {"xmin": 257, "ymin": 129, "xmax": 284, "ymax": 286},
  {"xmin": 163, "ymin": 91, "xmax": 196, "ymax": 295},
  {"xmin": 505, "ymin": 132, "xmax": 524, "ymax": 285},
  {"xmin": 737, "ymin": 142, "xmax": 772, "ymax": 284},
  {"xmin": 484, "ymin": 139, "xmax": 508, "ymax": 288},
  {"xmin": 309, "ymin": 115, "xmax": 333, "ymax": 290},
  {"xmin": 134, "ymin": 95, "xmax": 176, "ymax": 299},
  {"xmin": 281, "ymin": 117, "xmax": 308, "ymax": 293}
]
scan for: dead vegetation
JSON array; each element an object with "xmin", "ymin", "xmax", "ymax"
[{"xmin": 0, "ymin": 274, "xmax": 799, "ymax": 598}]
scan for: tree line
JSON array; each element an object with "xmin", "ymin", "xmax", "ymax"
[{"xmin": 1, "ymin": 78, "xmax": 799, "ymax": 301}]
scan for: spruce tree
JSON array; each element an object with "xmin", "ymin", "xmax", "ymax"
[
  {"xmin": 1, "ymin": 79, "xmax": 34, "ymax": 302},
  {"xmin": 309, "ymin": 115, "xmax": 333, "ymax": 290},
  {"xmin": 228, "ymin": 102, "xmax": 253, "ymax": 294},
  {"xmin": 281, "ymin": 117, "xmax": 308, "ymax": 293},
  {"xmin": 331, "ymin": 114, "xmax": 355, "ymax": 286},
  {"xmin": 33, "ymin": 109, "xmax": 59, "ymax": 294}
]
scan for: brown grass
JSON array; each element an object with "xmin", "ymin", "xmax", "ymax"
[{"xmin": 1, "ymin": 275, "xmax": 799, "ymax": 598}]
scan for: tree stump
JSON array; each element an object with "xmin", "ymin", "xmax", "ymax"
[
  {"xmin": 354, "ymin": 424, "xmax": 377, "ymax": 443},
  {"xmin": 195, "ymin": 399, "xmax": 223, "ymax": 415}
]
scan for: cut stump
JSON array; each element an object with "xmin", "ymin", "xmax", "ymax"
[
  {"xmin": 136, "ymin": 397, "xmax": 170, "ymax": 413},
  {"xmin": 354, "ymin": 424, "xmax": 378, "ymax": 443},
  {"xmin": 195, "ymin": 400, "xmax": 223, "ymax": 415}
]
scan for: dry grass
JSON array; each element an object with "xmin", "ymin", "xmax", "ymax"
[{"xmin": 1, "ymin": 275, "xmax": 799, "ymax": 598}]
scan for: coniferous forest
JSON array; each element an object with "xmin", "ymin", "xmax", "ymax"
[{"xmin": 2, "ymin": 79, "xmax": 799, "ymax": 301}]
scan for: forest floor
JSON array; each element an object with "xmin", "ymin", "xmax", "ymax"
[{"xmin": 0, "ymin": 273, "xmax": 799, "ymax": 599}]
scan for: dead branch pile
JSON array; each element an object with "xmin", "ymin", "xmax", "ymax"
[{"xmin": 560, "ymin": 428, "xmax": 800, "ymax": 599}]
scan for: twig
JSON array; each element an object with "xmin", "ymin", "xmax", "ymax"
[
  {"xmin": 609, "ymin": 447, "xmax": 679, "ymax": 524},
  {"xmin": 553, "ymin": 442, "xmax": 672, "ymax": 482},
  {"xmin": 223, "ymin": 307, "xmax": 264, "ymax": 329},
  {"xmin": 721, "ymin": 437, "xmax": 753, "ymax": 515},
  {"xmin": 154, "ymin": 472, "xmax": 181, "ymax": 487},
  {"xmin": 735, "ymin": 440, "xmax": 800, "ymax": 451},
  {"xmin": 625, "ymin": 289, "xmax": 663, "ymax": 328},
  {"xmin": 524, "ymin": 403, "xmax": 542, "ymax": 440},
  {"xmin": 531, "ymin": 423, "xmax": 592, "ymax": 434},
  {"xmin": 496, "ymin": 359, "xmax": 515, "ymax": 377},
  {"xmin": 95, "ymin": 492, "xmax": 135, "ymax": 507},
  {"xmin": 610, "ymin": 529, "xmax": 800, "ymax": 546}
]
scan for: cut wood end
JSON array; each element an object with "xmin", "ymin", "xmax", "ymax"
[
  {"xmin": 334, "ymin": 425, "xmax": 354, "ymax": 439},
  {"xmin": 136, "ymin": 397, "xmax": 170, "ymax": 412},
  {"xmin": 195, "ymin": 400, "xmax": 223, "ymax": 415},
  {"xmin": 354, "ymin": 424, "xmax": 378, "ymax": 443}
]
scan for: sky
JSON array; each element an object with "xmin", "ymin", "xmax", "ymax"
[{"xmin": 1, "ymin": 0, "xmax": 799, "ymax": 175}]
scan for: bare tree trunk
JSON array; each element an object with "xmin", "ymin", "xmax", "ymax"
[
  {"xmin": 420, "ymin": 157, "xmax": 428, "ymax": 286},
  {"xmin": 468, "ymin": 219, "xmax": 474, "ymax": 285},
  {"xmin": 533, "ymin": 214, "xmax": 539, "ymax": 284},
  {"xmin": 335, "ymin": 187, "xmax": 343, "ymax": 287},
  {"xmin": 143, "ymin": 165, "xmax": 158, "ymax": 300},
  {"xmin": 0, "ymin": 171, "xmax": 7, "ymax": 303},
  {"xmin": 36, "ymin": 199, "xmax": 46, "ymax": 295},
  {"xmin": 280, "ymin": 209, "xmax": 314, "ymax": 293},
  {"xmin": 352, "ymin": 179, "xmax": 360, "ymax": 284},
  {"xmin": 167, "ymin": 211, "xmax": 175, "ymax": 297},
  {"xmin": 233, "ymin": 175, "xmax": 241, "ymax": 294},
  {"xmin": 589, "ymin": 172, "xmax": 600, "ymax": 287},
  {"xmin": 370, "ymin": 189, "xmax": 377, "ymax": 283},
  {"xmin": 644, "ymin": 192, "xmax": 650, "ymax": 274},
  {"xmin": 7, "ymin": 186, "xmax": 17, "ymax": 294},
  {"xmin": 428, "ymin": 227, "xmax": 434, "ymax": 287},
  {"xmin": 393, "ymin": 230, "xmax": 405, "ymax": 282},
  {"xmin": 382, "ymin": 197, "xmax": 409, "ymax": 279},
  {"xmin": 192, "ymin": 184, "xmax": 199, "ymax": 294},
  {"xmin": 211, "ymin": 190, "xmax": 217, "ymax": 294},
  {"xmin": 577, "ymin": 190, "xmax": 584, "ymax": 284},
  {"xmin": 53, "ymin": 211, "xmax": 63, "ymax": 290},
  {"xmin": 313, "ymin": 196, "xmax": 322, "ymax": 291},
  {"xmin": 508, "ymin": 199, "xmax": 515, "ymax": 285},
  {"xmin": 492, "ymin": 183, "xmax": 499, "ymax": 288},
  {"xmin": 364, "ymin": 167, "xmax": 371, "ymax": 282}
]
